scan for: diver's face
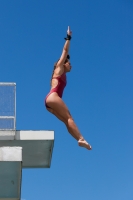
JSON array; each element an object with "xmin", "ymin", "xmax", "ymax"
[{"xmin": 64, "ymin": 60, "xmax": 72, "ymax": 72}]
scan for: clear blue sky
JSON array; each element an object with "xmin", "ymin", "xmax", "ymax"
[{"xmin": 0, "ymin": 0, "xmax": 133, "ymax": 199}]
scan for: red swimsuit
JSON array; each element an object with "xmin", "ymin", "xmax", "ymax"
[{"xmin": 45, "ymin": 73, "xmax": 67, "ymax": 108}]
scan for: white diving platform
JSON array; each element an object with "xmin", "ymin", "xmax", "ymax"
[
  {"xmin": 0, "ymin": 82, "xmax": 54, "ymax": 200},
  {"xmin": 0, "ymin": 130, "xmax": 54, "ymax": 168}
]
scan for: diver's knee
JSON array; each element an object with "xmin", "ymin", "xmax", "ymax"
[{"xmin": 66, "ymin": 116, "xmax": 74, "ymax": 125}]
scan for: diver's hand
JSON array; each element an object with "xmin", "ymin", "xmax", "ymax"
[{"xmin": 67, "ymin": 26, "xmax": 72, "ymax": 36}]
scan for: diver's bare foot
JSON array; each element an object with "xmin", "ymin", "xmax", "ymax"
[{"xmin": 78, "ymin": 139, "xmax": 92, "ymax": 150}]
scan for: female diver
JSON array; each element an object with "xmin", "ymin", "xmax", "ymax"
[{"xmin": 45, "ymin": 26, "xmax": 92, "ymax": 150}]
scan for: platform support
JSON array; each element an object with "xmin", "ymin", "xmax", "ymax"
[{"xmin": 0, "ymin": 147, "xmax": 22, "ymax": 200}]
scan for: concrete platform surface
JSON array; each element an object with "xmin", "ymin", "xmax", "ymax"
[
  {"xmin": 0, "ymin": 147, "xmax": 22, "ymax": 161},
  {"xmin": 0, "ymin": 130, "xmax": 54, "ymax": 168}
]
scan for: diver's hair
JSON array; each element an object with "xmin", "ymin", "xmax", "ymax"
[
  {"xmin": 50, "ymin": 55, "xmax": 70, "ymax": 85},
  {"xmin": 67, "ymin": 54, "xmax": 70, "ymax": 60}
]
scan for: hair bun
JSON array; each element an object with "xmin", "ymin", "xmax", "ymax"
[{"xmin": 67, "ymin": 55, "xmax": 70, "ymax": 59}]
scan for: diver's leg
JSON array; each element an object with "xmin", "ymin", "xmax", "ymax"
[{"xmin": 46, "ymin": 93, "xmax": 92, "ymax": 150}]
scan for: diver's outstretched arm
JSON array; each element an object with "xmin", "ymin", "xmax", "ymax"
[{"xmin": 57, "ymin": 26, "xmax": 72, "ymax": 67}]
